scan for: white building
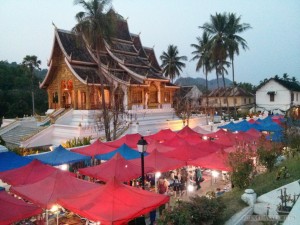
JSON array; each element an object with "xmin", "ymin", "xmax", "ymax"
[{"xmin": 255, "ymin": 78, "xmax": 300, "ymax": 115}]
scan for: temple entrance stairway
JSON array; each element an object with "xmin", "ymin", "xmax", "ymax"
[{"xmin": 1, "ymin": 108, "xmax": 209, "ymax": 148}]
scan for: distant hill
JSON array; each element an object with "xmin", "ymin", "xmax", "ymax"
[{"xmin": 175, "ymin": 77, "xmax": 233, "ymax": 91}]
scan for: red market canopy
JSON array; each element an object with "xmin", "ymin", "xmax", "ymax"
[
  {"xmin": 177, "ymin": 125, "xmax": 202, "ymax": 137},
  {"xmin": 0, "ymin": 191, "xmax": 42, "ymax": 225},
  {"xmin": 245, "ymin": 128, "xmax": 262, "ymax": 139},
  {"xmin": 71, "ymin": 139, "xmax": 116, "ymax": 157},
  {"xmin": 0, "ymin": 160, "xmax": 59, "ymax": 186},
  {"xmin": 189, "ymin": 150, "xmax": 231, "ymax": 171},
  {"xmin": 57, "ymin": 177, "xmax": 170, "ymax": 225},
  {"xmin": 106, "ymin": 133, "xmax": 142, "ymax": 149},
  {"xmin": 130, "ymin": 149, "xmax": 186, "ymax": 173},
  {"xmin": 146, "ymin": 140, "xmax": 174, "ymax": 153},
  {"xmin": 79, "ymin": 153, "xmax": 154, "ymax": 182},
  {"xmin": 145, "ymin": 129, "xmax": 177, "ymax": 143},
  {"xmin": 162, "ymin": 135, "xmax": 188, "ymax": 148},
  {"xmin": 163, "ymin": 140, "xmax": 217, "ymax": 164},
  {"xmin": 11, "ymin": 170, "xmax": 99, "ymax": 209}
]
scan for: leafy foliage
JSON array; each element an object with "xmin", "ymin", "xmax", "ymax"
[
  {"xmin": 0, "ymin": 60, "xmax": 48, "ymax": 118},
  {"xmin": 160, "ymin": 44, "xmax": 187, "ymax": 82},
  {"xmin": 0, "ymin": 136, "xmax": 6, "ymax": 146},
  {"xmin": 158, "ymin": 196, "xmax": 226, "ymax": 225},
  {"xmin": 62, "ymin": 136, "xmax": 92, "ymax": 148},
  {"xmin": 228, "ymin": 145, "xmax": 255, "ymax": 188},
  {"xmin": 256, "ymin": 135, "xmax": 283, "ymax": 171}
]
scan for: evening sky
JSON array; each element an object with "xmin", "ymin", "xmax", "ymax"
[{"xmin": 0, "ymin": 0, "xmax": 299, "ymax": 85}]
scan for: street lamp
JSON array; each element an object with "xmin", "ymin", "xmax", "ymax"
[{"xmin": 137, "ymin": 136, "xmax": 148, "ymax": 190}]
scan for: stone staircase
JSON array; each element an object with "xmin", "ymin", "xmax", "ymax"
[{"xmin": 1, "ymin": 125, "xmax": 44, "ymax": 148}]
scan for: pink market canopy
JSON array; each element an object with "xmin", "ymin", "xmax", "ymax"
[
  {"xmin": 11, "ymin": 170, "xmax": 99, "ymax": 209},
  {"xmin": 130, "ymin": 149, "xmax": 186, "ymax": 173},
  {"xmin": 79, "ymin": 153, "xmax": 154, "ymax": 182},
  {"xmin": 0, "ymin": 191, "xmax": 42, "ymax": 225},
  {"xmin": 146, "ymin": 140, "xmax": 174, "ymax": 153},
  {"xmin": 162, "ymin": 140, "xmax": 219, "ymax": 164},
  {"xmin": 177, "ymin": 125, "xmax": 202, "ymax": 137},
  {"xmin": 189, "ymin": 150, "xmax": 231, "ymax": 171},
  {"xmin": 71, "ymin": 139, "xmax": 116, "ymax": 157},
  {"xmin": 106, "ymin": 133, "xmax": 142, "ymax": 149},
  {"xmin": 0, "ymin": 160, "xmax": 59, "ymax": 186},
  {"xmin": 145, "ymin": 129, "xmax": 177, "ymax": 143},
  {"xmin": 57, "ymin": 177, "xmax": 170, "ymax": 225}
]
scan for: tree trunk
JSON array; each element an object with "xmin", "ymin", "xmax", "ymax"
[
  {"xmin": 221, "ymin": 69, "xmax": 229, "ymax": 114},
  {"xmin": 96, "ymin": 50, "xmax": 111, "ymax": 141},
  {"xmin": 231, "ymin": 57, "xmax": 237, "ymax": 118},
  {"xmin": 205, "ymin": 71, "xmax": 209, "ymax": 125}
]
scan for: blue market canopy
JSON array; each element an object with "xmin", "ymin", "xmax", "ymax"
[
  {"xmin": 26, "ymin": 145, "xmax": 91, "ymax": 166},
  {"xmin": 267, "ymin": 132, "xmax": 284, "ymax": 142},
  {"xmin": 218, "ymin": 121, "xmax": 236, "ymax": 131},
  {"xmin": 0, "ymin": 152, "xmax": 32, "ymax": 172},
  {"xmin": 95, "ymin": 143, "xmax": 147, "ymax": 160}
]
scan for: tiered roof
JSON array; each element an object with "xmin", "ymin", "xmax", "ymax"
[
  {"xmin": 208, "ymin": 87, "xmax": 254, "ymax": 97},
  {"xmin": 41, "ymin": 12, "xmax": 173, "ymax": 89}
]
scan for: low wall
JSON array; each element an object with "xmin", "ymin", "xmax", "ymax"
[{"xmin": 224, "ymin": 206, "xmax": 254, "ymax": 225}]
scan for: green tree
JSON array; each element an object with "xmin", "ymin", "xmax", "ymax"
[
  {"xmin": 226, "ymin": 13, "xmax": 251, "ymax": 117},
  {"xmin": 191, "ymin": 31, "xmax": 213, "ymax": 122},
  {"xmin": 160, "ymin": 44, "xmax": 187, "ymax": 82},
  {"xmin": 237, "ymin": 82, "xmax": 256, "ymax": 93},
  {"xmin": 22, "ymin": 55, "xmax": 41, "ymax": 116},
  {"xmin": 73, "ymin": 0, "xmax": 115, "ymax": 141},
  {"xmin": 158, "ymin": 196, "xmax": 226, "ymax": 225},
  {"xmin": 200, "ymin": 13, "xmax": 230, "ymax": 111}
]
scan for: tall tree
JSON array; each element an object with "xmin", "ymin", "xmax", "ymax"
[
  {"xmin": 200, "ymin": 13, "xmax": 230, "ymax": 112},
  {"xmin": 73, "ymin": 0, "xmax": 115, "ymax": 141},
  {"xmin": 160, "ymin": 45, "xmax": 187, "ymax": 82},
  {"xmin": 191, "ymin": 31, "xmax": 212, "ymax": 122},
  {"xmin": 22, "ymin": 55, "xmax": 41, "ymax": 116},
  {"xmin": 226, "ymin": 13, "xmax": 251, "ymax": 117},
  {"xmin": 200, "ymin": 12, "xmax": 251, "ymax": 115}
]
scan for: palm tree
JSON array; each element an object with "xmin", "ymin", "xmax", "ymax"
[
  {"xmin": 226, "ymin": 13, "xmax": 251, "ymax": 84},
  {"xmin": 200, "ymin": 12, "xmax": 251, "ymax": 116},
  {"xmin": 226, "ymin": 13, "xmax": 251, "ymax": 117},
  {"xmin": 200, "ymin": 13, "xmax": 229, "ymax": 112},
  {"xmin": 22, "ymin": 55, "xmax": 41, "ymax": 116},
  {"xmin": 191, "ymin": 31, "xmax": 212, "ymax": 122},
  {"xmin": 73, "ymin": 0, "xmax": 115, "ymax": 141},
  {"xmin": 160, "ymin": 45, "xmax": 187, "ymax": 82}
]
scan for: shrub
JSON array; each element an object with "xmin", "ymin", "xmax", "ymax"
[
  {"xmin": 257, "ymin": 135, "xmax": 282, "ymax": 171},
  {"xmin": 0, "ymin": 135, "xmax": 5, "ymax": 146},
  {"xmin": 62, "ymin": 136, "xmax": 92, "ymax": 148},
  {"xmin": 157, "ymin": 196, "xmax": 226, "ymax": 225},
  {"xmin": 228, "ymin": 146, "xmax": 255, "ymax": 189}
]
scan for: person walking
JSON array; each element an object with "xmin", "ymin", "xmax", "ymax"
[{"xmin": 195, "ymin": 167, "xmax": 202, "ymax": 190}]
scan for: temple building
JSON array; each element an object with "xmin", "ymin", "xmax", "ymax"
[{"xmin": 40, "ymin": 13, "xmax": 178, "ymax": 112}]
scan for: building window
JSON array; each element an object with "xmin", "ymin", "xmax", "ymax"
[
  {"xmin": 234, "ymin": 98, "xmax": 237, "ymax": 104},
  {"xmin": 297, "ymin": 93, "xmax": 299, "ymax": 101},
  {"xmin": 270, "ymin": 93, "xmax": 275, "ymax": 102},
  {"xmin": 214, "ymin": 99, "xmax": 218, "ymax": 104},
  {"xmin": 223, "ymin": 98, "xmax": 227, "ymax": 104},
  {"xmin": 132, "ymin": 90, "xmax": 142, "ymax": 104},
  {"xmin": 164, "ymin": 92, "xmax": 170, "ymax": 103},
  {"xmin": 244, "ymin": 98, "xmax": 246, "ymax": 104},
  {"xmin": 249, "ymin": 98, "xmax": 251, "ymax": 103},
  {"xmin": 291, "ymin": 92, "xmax": 294, "ymax": 102}
]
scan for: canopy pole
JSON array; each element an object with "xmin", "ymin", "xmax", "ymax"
[{"xmin": 46, "ymin": 210, "xmax": 48, "ymax": 225}]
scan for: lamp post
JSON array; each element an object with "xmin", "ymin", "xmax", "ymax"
[{"xmin": 137, "ymin": 136, "xmax": 148, "ymax": 190}]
